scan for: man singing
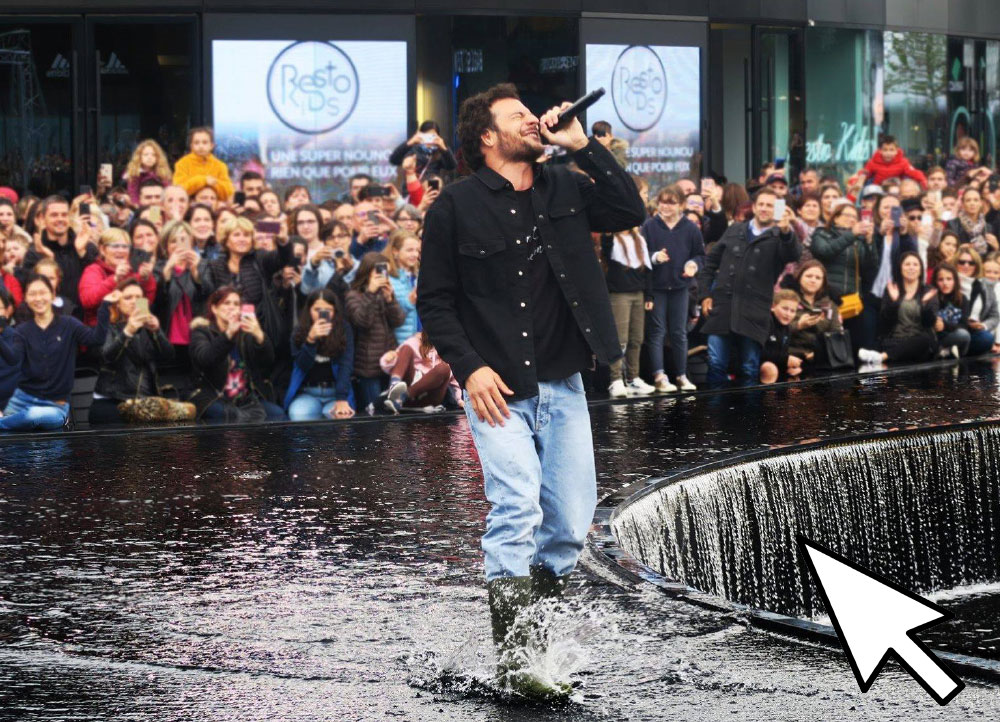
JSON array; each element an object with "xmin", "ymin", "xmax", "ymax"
[{"xmin": 418, "ymin": 84, "xmax": 644, "ymax": 697}]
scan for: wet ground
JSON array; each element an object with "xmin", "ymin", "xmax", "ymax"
[{"xmin": 3, "ymin": 360, "xmax": 1000, "ymax": 720}]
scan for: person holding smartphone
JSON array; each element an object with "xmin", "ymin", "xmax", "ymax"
[
  {"xmin": 348, "ymin": 201, "xmax": 390, "ymax": 260},
  {"xmin": 79, "ymin": 228, "xmax": 157, "ymax": 328},
  {"xmin": 697, "ymin": 188, "xmax": 801, "ymax": 385},
  {"xmin": 90, "ymin": 277, "xmax": 178, "ymax": 424},
  {"xmin": 284, "ymin": 289, "xmax": 355, "ymax": 421},
  {"xmin": 345, "ymin": 252, "xmax": 405, "ymax": 414},
  {"xmin": 389, "ymin": 120, "xmax": 457, "ymax": 176},
  {"xmin": 301, "ymin": 221, "xmax": 358, "ymax": 296},
  {"xmin": 154, "ymin": 220, "xmax": 210, "ymax": 361},
  {"xmin": 788, "ymin": 260, "xmax": 843, "ymax": 366}
]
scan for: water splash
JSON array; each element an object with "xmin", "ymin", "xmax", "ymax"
[
  {"xmin": 612, "ymin": 426, "xmax": 1000, "ymax": 620},
  {"xmin": 406, "ymin": 597, "xmax": 618, "ymax": 704}
]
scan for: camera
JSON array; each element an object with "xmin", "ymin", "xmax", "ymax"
[
  {"xmin": 375, "ymin": 262, "xmax": 389, "ymax": 276},
  {"xmin": 318, "ymin": 308, "xmax": 332, "ymax": 321},
  {"xmin": 332, "ymin": 248, "xmax": 346, "ymax": 260}
]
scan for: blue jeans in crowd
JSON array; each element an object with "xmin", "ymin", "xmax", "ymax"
[
  {"xmin": 463, "ymin": 373, "xmax": 596, "ymax": 582},
  {"xmin": 0, "ymin": 388, "xmax": 70, "ymax": 431},
  {"xmin": 354, "ymin": 376, "xmax": 384, "ymax": 413},
  {"xmin": 201, "ymin": 398, "xmax": 286, "ymax": 423},
  {"xmin": 969, "ymin": 328, "xmax": 995, "ymax": 356},
  {"xmin": 706, "ymin": 333, "xmax": 763, "ymax": 385},
  {"xmin": 646, "ymin": 287, "xmax": 689, "ymax": 378},
  {"xmin": 288, "ymin": 386, "xmax": 347, "ymax": 421}
]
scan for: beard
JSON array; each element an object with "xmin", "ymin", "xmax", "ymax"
[{"xmin": 496, "ymin": 127, "xmax": 544, "ymax": 164}]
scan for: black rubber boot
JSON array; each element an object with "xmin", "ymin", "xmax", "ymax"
[
  {"xmin": 487, "ymin": 576, "xmax": 571, "ymax": 701},
  {"xmin": 530, "ymin": 565, "xmax": 571, "ymax": 603}
]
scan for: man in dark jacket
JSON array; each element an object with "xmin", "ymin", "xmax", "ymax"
[
  {"xmin": 418, "ymin": 83, "xmax": 643, "ymax": 699},
  {"xmin": 22, "ymin": 196, "xmax": 98, "ymax": 312},
  {"xmin": 697, "ymin": 188, "xmax": 800, "ymax": 384}
]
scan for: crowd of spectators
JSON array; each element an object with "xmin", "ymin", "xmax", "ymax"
[{"xmin": 0, "ymin": 120, "xmax": 997, "ymax": 432}]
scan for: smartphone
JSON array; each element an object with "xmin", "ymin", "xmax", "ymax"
[
  {"xmin": 134, "ymin": 298, "xmax": 149, "ymax": 316},
  {"xmin": 255, "ymin": 220, "xmax": 281, "ymax": 234},
  {"xmin": 332, "ymin": 248, "xmax": 346, "ymax": 260},
  {"xmin": 80, "ymin": 202, "xmax": 91, "ymax": 216},
  {"xmin": 890, "ymin": 205, "xmax": 903, "ymax": 228},
  {"xmin": 147, "ymin": 206, "xmax": 162, "ymax": 224},
  {"xmin": 318, "ymin": 308, "xmax": 332, "ymax": 321},
  {"xmin": 921, "ymin": 212, "xmax": 933, "ymax": 227},
  {"xmin": 861, "ymin": 208, "xmax": 873, "ymax": 224},
  {"xmin": 367, "ymin": 210, "xmax": 380, "ymax": 224},
  {"xmin": 930, "ymin": 190, "xmax": 942, "ymax": 204},
  {"xmin": 375, "ymin": 262, "xmax": 389, "ymax": 276},
  {"xmin": 241, "ymin": 303, "xmax": 255, "ymax": 319},
  {"xmin": 100, "ymin": 163, "xmax": 113, "ymax": 182},
  {"xmin": 427, "ymin": 178, "xmax": 441, "ymax": 192},
  {"xmin": 79, "ymin": 184, "xmax": 93, "ymax": 196},
  {"xmin": 773, "ymin": 198, "xmax": 786, "ymax": 219},
  {"xmin": 701, "ymin": 178, "xmax": 716, "ymax": 193},
  {"xmin": 234, "ymin": 191, "xmax": 247, "ymax": 206}
]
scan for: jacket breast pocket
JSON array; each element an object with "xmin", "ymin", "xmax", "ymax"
[{"xmin": 457, "ymin": 237, "xmax": 506, "ymax": 296}]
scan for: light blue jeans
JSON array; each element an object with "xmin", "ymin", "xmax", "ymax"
[
  {"xmin": 288, "ymin": 386, "xmax": 340, "ymax": 421},
  {"xmin": 0, "ymin": 388, "xmax": 70, "ymax": 431},
  {"xmin": 463, "ymin": 373, "xmax": 596, "ymax": 582}
]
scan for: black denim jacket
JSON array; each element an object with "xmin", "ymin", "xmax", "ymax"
[{"xmin": 417, "ymin": 138, "xmax": 645, "ymax": 399}]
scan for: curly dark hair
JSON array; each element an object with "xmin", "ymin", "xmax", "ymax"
[
  {"xmin": 457, "ymin": 83, "xmax": 520, "ymax": 172},
  {"xmin": 293, "ymin": 289, "xmax": 347, "ymax": 359}
]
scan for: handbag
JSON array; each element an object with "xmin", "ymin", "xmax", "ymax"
[
  {"xmin": 816, "ymin": 329, "xmax": 854, "ymax": 370},
  {"xmin": 838, "ymin": 247, "xmax": 864, "ymax": 320}
]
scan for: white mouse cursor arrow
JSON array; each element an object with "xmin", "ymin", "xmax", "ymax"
[{"xmin": 798, "ymin": 536, "xmax": 964, "ymax": 705}]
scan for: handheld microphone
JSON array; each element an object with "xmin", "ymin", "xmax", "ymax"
[{"xmin": 548, "ymin": 88, "xmax": 606, "ymax": 131}]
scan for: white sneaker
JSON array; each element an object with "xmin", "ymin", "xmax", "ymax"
[
  {"xmin": 676, "ymin": 376, "xmax": 697, "ymax": 392},
  {"xmin": 858, "ymin": 348, "xmax": 883, "ymax": 365},
  {"xmin": 654, "ymin": 374, "xmax": 678, "ymax": 393},
  {"xmin": 608, "ymin": 379, "xmax": 628, "ymax": 398},
  {"xmin": 626, "ymin": 377, "xmax": 656, "ymax": 395},
  {"xmin": 950, "ymin": 345, "xmax": 962, "ymax": 359}
]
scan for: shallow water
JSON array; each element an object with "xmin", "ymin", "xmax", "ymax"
[{"xmin": 3, "ymin": 361, "xmax": 1000, "ymax": 719}]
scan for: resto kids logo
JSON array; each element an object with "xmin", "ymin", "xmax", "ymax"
[
  {"xmin": 266, "ymin": 41, "xmax": 359, "ymax": 135},
  {"xmin": 610, "ymin": 45, "xmax": 667, "ymax": 133}
]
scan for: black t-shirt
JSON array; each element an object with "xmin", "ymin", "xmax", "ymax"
[
  {"xmin": 514, "ymin": 190, "xmax": 590, "ymax": 381},
  {"xmin": 305, "ymin": 355, "xmax": 336, "ymax": 386}
]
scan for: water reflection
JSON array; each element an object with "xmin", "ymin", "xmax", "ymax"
[{"xmin": 2, "ymin": 362, "xmax": 1000, "ymax": 718}]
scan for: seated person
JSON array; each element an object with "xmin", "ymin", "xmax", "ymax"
[
  {"xmin": 787, "ymin": 260, "xmax": 843, "ymax": 363},
  {"xmin": 90, "ymin": 278, "xmax": 188, "ymax": 425},
  {"xmin": 284, "ymin": 289, "xmax": 355, "ymax": 421},
  {"xmin": 380, "ymin": 331, "xmax": 459, "ymax": 414},
  {"xmin": 0, "ymin": 275, "xmax": 114, "ymax": 431},
  {"xmin": 188, "ymin": 285, "xmax": 285, "ymax": 423},
  {"xmin": 760, "ymin": 290, "xmax": 803, "ymax": 384}
]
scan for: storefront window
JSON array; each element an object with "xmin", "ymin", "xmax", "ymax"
[
  {"xmin": 882, "ymin": 31, "xmax": 948, "ymax": 171},
  {"xmin": 804, "ymin": 28, "xmax": 880, "ymax": 183}
]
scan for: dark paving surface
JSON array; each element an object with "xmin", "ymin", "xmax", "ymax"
[{"xmin": 2, "ymin": 360, "xmax": 1000, "ymax": 720}]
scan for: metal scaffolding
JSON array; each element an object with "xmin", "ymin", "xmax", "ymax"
[{"xmin": 0, "ymin": 29, "xmax": 48, "ymax": 189}]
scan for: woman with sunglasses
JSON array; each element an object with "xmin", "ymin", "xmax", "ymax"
[{"xmin": 954, "ymin": 244, "xmax": 998, "ymax": 356}]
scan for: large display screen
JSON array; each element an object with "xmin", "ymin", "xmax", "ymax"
[
  {"xmin": 212, "ymin": 40, "xmax": 407, "ymax": 201},
  {"xmin": 585, "ymin": 44, "xmax": 700, "ymax": 190}
]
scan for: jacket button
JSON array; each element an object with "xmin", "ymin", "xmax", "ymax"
[
  {"xmin": 572, "ymin": 301, "xmax": 579, "ymax": 307},
  {"xmin": 547, "ymin": 244, "xmax": 552, "ymax": 249},
  {"xmin": 518, "ymin": 270, "xmax": 523, "ymax": 276},
  {"xmin": 585, "ymin": 328, "xmax": 591, "ymax": 333},
  {"xmin": 538, "ymin": 214, "xmax": 543, "ymax": 219},
  {"xmin": 516, "ymin": 240, "xmax": 521, "ymax": 245},
  {"xmin": 511, "ymin": 209, "xmax": 517, "ymax": 214},
  {"xmin": 520, "ymin": 302, "xmax": 526, "ymax": 308},
  {"xmin": 522, "ymin": 331, "xmax": 528, "ymax": 337},
  {"xmin": 569, "ymin": 208, "xmax": 575, "ymax": 213},
  {"xmin": 480, "ymin": 250, "xmax": 485, "ymax": 255},
  {"xmin": 525, "ymin": 360, "xmax": 531, "ymax": 366},
  {"xmin": 559, "ymin": 273, "xmax": 565, "ymax": 278}
]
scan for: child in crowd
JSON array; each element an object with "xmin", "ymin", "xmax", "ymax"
[
  {"xmin": 760, "ymin": 289, "xmax": 803, "ymax": 384},
  {"xmin": 173, "ymin": 127, "xmax": 235, "ymax": 203},
  {"xmin": 125, "ymin": 140, "xmax": 173, "ymax": 205},
  {"xmin": 946, "ymin": 137, "xmax": 980, "ymax": 188},
  {"xmin": 859, "ymin": 134, "xmax": 927, "ymax": 189}
]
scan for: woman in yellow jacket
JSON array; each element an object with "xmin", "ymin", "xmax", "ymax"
[{"xmin": 173, "ymin": 127, "xmax": 235, "ymax": 202}]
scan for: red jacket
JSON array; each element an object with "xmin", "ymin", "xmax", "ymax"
[
  {"xmin": 78, "ymin": 258, "xmax": 156, "ymax": 326},
  {"xmin": 862, "ymin": 148, "xmax": 927, "ymax": 188},
  {"xmin": 1, "ymin": 270, "xmax": 21, "ymax": 307}
]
